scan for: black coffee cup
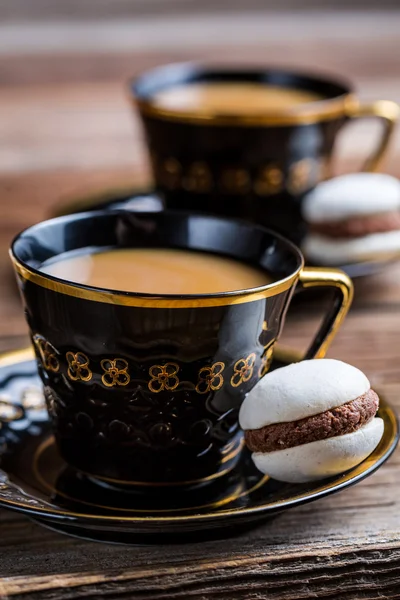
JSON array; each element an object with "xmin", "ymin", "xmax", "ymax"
[
  {"xmin": 132, "ymin": 64, "xmax": 399, "ymax": 243},
  {"xmin": 11, "ymin": 210, "xmax": 352, "ymax": 487}
]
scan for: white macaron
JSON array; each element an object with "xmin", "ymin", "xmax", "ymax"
[
  {"xmin": 302, "ymin": 173, "xmax": 400, "ymax": 264},
  {"xmin": 239, "ymin": 359, "xmax": 383, "ymax": 483}
]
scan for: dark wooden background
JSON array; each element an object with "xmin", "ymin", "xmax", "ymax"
[{"xmin": 1, "ymin": 6, "xmax": 400, "ymax": 599}]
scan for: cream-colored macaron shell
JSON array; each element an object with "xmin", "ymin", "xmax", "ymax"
[
  {"xmin": 303, "ymin": 173, "xmax": 400, "ymax": 224},
  {"xmin": 303, "ymin": 230, "xmax": 400, "ymax": 265},
  {"xmin": 252, "ymin": 417, "xmax": 384, "ymax": 483},
  {"xmin": 239, "ymin": 359, "xmax": 370, "ymax": 431}
]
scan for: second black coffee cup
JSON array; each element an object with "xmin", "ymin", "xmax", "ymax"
[{"xmin": 132, "ymin": 64, "xmax": 399, "ymax": 243}]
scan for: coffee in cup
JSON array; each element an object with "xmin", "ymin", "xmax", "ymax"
[{"xmin": 40, "ymin": 247, "xmax": 274, "ymax": 295}]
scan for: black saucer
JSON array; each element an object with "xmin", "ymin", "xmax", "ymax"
[{"xmin": 0, "ymin": 348, "xmax": 397, "ymax": 545}]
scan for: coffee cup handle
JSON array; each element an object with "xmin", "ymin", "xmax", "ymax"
[
  {"xmin": 344, "ymin": 100, "xmax": 399, "ymax": 172},
  {"xmin": 296, "ymin": 267, "xmax": 354, "ymax": 360}
]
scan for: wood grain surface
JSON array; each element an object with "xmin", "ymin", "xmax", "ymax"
[{"xmin": 1, "ymin": 10, "xmax": 400, "ymax": 599}]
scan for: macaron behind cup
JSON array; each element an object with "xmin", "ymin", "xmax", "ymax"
[{"xmin": 302, "ymin": 173, "xmax": 400, "ymax": 265}]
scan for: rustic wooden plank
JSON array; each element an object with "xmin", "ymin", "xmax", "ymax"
[
  {"xmin": 2, "ymin": 438, "xmax": 400, "ymax": 600},
  {"xmin": 4, "ymin": 544, "xmax": 400, "ymax": 600}
]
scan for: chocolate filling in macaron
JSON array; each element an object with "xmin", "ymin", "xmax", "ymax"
[{"xmin": 245, "ymin": 388, "xmax": 379, "ymax": 453}]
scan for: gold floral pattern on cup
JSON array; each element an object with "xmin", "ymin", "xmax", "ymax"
[
  {"xmin": 158, "ymin": 157, "xmax": 182, "ymax": 190},
  {"xmin": 231, "ymin": 353, "xmax": 256, "ymax": 388},
  {"xmin": 148, "ymin": 363, "xmax": 180, "ymax": 393},
  {"xmin": 195, "ymin": 362, "xmax": 225, "ymax": 394},
  {"xmin": 287, "ymin": 158, "xmax": 314, "ymax": 195},
  {"xmin": 101, "ymin": 359, "xmax": 130, "ymax": 387},
  {"xmin": 183, "ymin": 161, "xmax": 212, "ymax": 193},
  {"xmin": 66, "ymin": 351, "xmax": 92, "ymax": 382},
  {"xmin": 153, "ymin": 154, "xmax": 321, "ymax": 197},
  {"xmin": 33, "ymin": 336, "xmax": 272, "ymax": 392},
  {"xmin": 33, "ymin": 335, "xmax": 59, "ymax": 372},
  {"xmin": 254, "ymin": 164, "xmax": 283, "ymax": 196}
]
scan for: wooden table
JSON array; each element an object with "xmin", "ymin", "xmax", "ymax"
[{"xmin": 2, "ymin": 10, "xmax": 400, "ymax": 599}]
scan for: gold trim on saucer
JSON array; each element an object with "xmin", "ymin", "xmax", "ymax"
[
  {"xmin": 10, "ymin": 253, "xmax": 302, "ymax": 309},
  {"xmin": 135, "ymin": 93, "xmax": 357, "ymax": 127}
]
